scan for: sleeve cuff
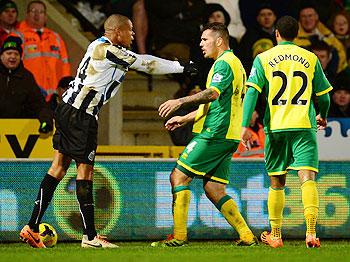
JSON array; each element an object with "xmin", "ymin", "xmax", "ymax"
[
  {"xmin": 316, "ymin": 86, "xmax": 333, "ymax": 96},
  {"xmin": 246, "ymin": 82, "xmax": 262, "ymax": 93}
]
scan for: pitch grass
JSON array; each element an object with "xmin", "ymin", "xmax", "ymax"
[{"xmin": 1, "ymin": 240, "xmax": 350, "ymax": 262}]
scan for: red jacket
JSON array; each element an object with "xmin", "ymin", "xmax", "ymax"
[
  {"xmin": 16, "ymin": 21, "xmax": 71, "ymax": 99},
  {"xmin": 0, "ymin": 22, "xmax": 20, "ymax": 47}
]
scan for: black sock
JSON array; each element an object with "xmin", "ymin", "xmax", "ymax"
[
  {"xmin": 76, "ymin": 180, "xmax": 96, "ymax": 241},
  {"xmin": 28, "ymin": 174, "xmax": 60, "ymax": 232}
]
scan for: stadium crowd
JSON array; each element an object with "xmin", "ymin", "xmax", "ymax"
[{"xmin": 0, "ymin": 0, "xmax": 349, "ymax": 144}]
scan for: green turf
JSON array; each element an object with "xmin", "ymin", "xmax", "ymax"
[{"xmin": 1, "ymin": 240, "xmax": 350, "ymax": 262}]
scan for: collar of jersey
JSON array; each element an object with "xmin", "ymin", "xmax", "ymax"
[
  {"xmin": 98, "ymin": 36, "xmax": 125, "ymax": 50},
  {"xmin": 99, "ymin": 36, "xmax": 112, "ymax": 44},
  {"xmin": 217, "ymin": 49, "xmax": 232, "ymax": 59},
  {"xmin": 278, "ymin": 41, "xmax": 295, "ymax": 45}
]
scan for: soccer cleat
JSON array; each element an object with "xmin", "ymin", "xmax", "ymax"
[
  {"xmin": 305, "ymin": 234, "xmax": 320, "ymax": 248},
  {"xmin": 235, "ymin": 235, "xmax": 259, "ymax": 246},
  {"xmin": 151, "ymin": 234, "xmax": 188, "ymax": 247},
  {"xmin": 81, "ymin": 235, "xmax": 118, "ymax": 248},
  {"xmin": 260, "ymin": 231, "xmax": 283, "ymax": 248},
  {"xmin": 20, "ymin": 225, "xmax": 46, "ymax": 248}
]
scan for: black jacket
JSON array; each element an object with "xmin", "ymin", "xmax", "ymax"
[
  {"xmin": 0, "ymin": 61, "xmax": 52, "ymax": 124},
  {"xmin": 238, "ymin": 26, "xmax": 276, "ymax": 73}
]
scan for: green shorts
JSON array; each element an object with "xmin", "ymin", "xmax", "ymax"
[
  {"xmin": 176, "ymin": 136, "xmax": 239, "ymax": 184},
  {"xmin": 264, "ymin": 130, "xmax": 319, "ymax": 176}
]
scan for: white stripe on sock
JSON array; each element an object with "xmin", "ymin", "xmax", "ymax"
[
  {"xmin": 79, "ymin": 205, "xmax": 87, "ymax": 229},
  {"xmin": 35, "ymin": 188, "xmax": 43, "ymax": 224}
]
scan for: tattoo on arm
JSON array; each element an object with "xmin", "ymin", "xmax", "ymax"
[{"xmin": 179, "ymin": 88, "xmax": 218, "ymax": 107}]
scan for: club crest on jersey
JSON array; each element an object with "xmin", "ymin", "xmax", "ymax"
[
  {"xmin": 212, "ymin": 73, "xmax": 223, "ymax": 82},
  {"xmin": 249, "ymin": 68, "xmax": 256, "ymax": 78}
]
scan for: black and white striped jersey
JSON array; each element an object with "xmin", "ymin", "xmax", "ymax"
[
  {"xmin": 62, "ymin": 36, "xmax": 184, "ymax": 118},
  {"xmin": 62, "ymin": 36, "xmax": 136, "ymax": 117}
]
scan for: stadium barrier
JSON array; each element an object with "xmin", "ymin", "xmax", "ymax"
[
  {"xmin": 0, "ymin": 159, "xmax": 349, "ymax": 241},
  {"xmin": 0, "ymin": 118, "xmax": 349, "ymax": 159}
]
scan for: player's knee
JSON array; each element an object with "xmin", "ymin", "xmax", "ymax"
[
  {"xmin": 298, "ymin": 170, "xmax": 316, "ymax": 184},
  {"xmin": 170, "ymin": 168, "xmax": 191, "ymax": 187},
  {"xmin": 270, "ymin": 175, "xmax": 286, "ymax": 188},
  {"xmin": 48, "ymin": 165, "xmax": 66, "ymax": 180}
]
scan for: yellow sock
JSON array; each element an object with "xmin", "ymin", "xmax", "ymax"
[
  {"xmin": 301, "ymin": 180, "xmax": 319, "ymax": 236},
  {"xmin": 268, "ymin": 187, "xmax": 285, "ymax": 239},
  {"xmin": 217, "ymin": 195, "xmax": 252, "ymax": 240},
  {"xmin": 173, "ymin": 186, "xmax": 191, "ymax": 241}
]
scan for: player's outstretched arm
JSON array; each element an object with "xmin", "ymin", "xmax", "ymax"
[
  {"xmin": 129, "ymin": 52, "xmax": 198, "ymax": 75},
  {"xmin": 129, "ymin": 53, "xmax": 182, "ymax": 74},
  {"xmin": 158, "ymin": 88, "xmax": 219, "ymax": 118}
]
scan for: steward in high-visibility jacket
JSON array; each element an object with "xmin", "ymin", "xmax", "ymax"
[{"xmin": 16, "ymin": 20, "xmax": 71, "ymax": 99}]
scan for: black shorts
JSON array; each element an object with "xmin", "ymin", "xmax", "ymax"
[{"xmin": 53, "ymin": 102, "xmax": 98, "ymax": 165}]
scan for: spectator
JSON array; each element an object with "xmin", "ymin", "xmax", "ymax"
[
  {"xmin": 16, "ymin": 0, "xmax": 71, "ymax": 100},
  {"xmin": 205, "ymin": 3, "xmax": 238, "ymax": 51},
  {"xmin": 0, "ymin": 0, "xmax": 19, "ymax": 46},
  {"xmin": 294, "ymin": 1, "xmax": 348, "ymax": 74},
  {"xmin": 0, "ymin": 36, "xmax": 52, "ymax": 133},
  {"xmin": 310, "ymin": 40, "xmax": 338, "ymax": 85},
  {"xmin": 147, "ymin": 0, "xmax": 206, "ymax": 63},
  {"xmin": 238, "ymin": 3, "xmax": 277, "ymax": 73},
  {"xmin": 48, "ymin": 76, "xmax": 74, "ymax": 112},
  {"xmin": 329, "ymin": 78, "xmax": 350, "ymax": 117},
  {"xmin": 330, "ymin": 10, "xmax": 350, "ymax": 63},
  {"xmin": 205, "ymin": 0, "xmax": 245, "ymax": 40},
  {"xmin": 301, "ymin": 0, "xmax": 343, "ymax": 24},
  {"xmin": 104, "ymin": 0, "xmax": 148, "ymax": 54},
  {"xmin": 233, "ymin": 110, "xmax": 265, "ymax": 158}
]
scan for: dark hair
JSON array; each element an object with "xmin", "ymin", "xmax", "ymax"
[
  {"xmin": 0, "ymin": 0, "xmax": 18, "ymax": 13},
  {"xmin": 205, "ymin": 3, "xmax": 230, "ymax": 26},
  {"xmin": 298, "ymin": 0, "xmax": 318, "ymax": 16},
  {"xmin": 330, "ymin": 10, "xmax": 350, "ymax": 35},
  {"xmin": 202, "ymin": 22, "xmax": 229, "ymax": 44},
  {"xmin": 276, "ymin": 16, "xmax": 299, "ymax": 41},
  {"xmin": 256, "ymin": 2, "xmax": 276, "ymax": 17},
  {"xmin": 1, "ymin": 35, "xmax": 22, "ymax": 56},
  {"xmin": 310, "ymin": 40, "xmax": 332, "ymax": 55},
  {"xmin": 27, "ymin": 0, "xmax": 46, "ymax": 13}
]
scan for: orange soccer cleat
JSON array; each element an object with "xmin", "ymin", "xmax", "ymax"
[
  {"xmin": 305, "ymin": 234, "xmax": 320, "ymax": 248},
  {"xmin": 260, "ymin": 231, "xmax": 283, "ymax": 248},
  {"xmin": 20, "ymin": 225, "xmax": 46, "ymax": 248}
]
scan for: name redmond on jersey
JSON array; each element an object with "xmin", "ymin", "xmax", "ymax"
[{"xmin": 268, "ymin": 54, "xmax": 310, "ymax": 68}]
